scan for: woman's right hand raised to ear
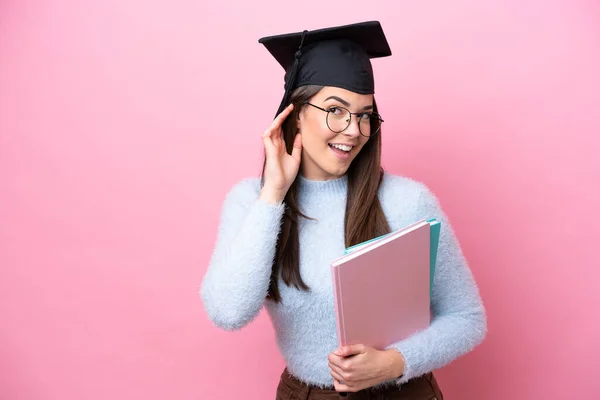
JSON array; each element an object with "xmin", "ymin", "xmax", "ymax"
[{"xmin": 260, "ymin": 104, "xmax": 302, "ymax": 205}]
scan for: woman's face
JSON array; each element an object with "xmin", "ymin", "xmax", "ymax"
[{"xmin": 297, "ymin": 87, "xmax": 373, "ymax": 181}]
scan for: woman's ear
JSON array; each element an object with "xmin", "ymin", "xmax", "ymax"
[{"xmin": 296, "ymin": 109, "xmax": 302, "ymax": 130}]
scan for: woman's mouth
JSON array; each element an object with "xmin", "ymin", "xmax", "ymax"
[{"xmin": 329, "ymin": 143, "xmax": 354, "ymax": 160}]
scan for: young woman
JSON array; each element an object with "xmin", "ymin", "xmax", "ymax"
[{"xmin": 201, "ymin": 21, "xmax": 487, "ymax": 399}]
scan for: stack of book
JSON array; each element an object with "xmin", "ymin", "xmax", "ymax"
[{"xmin": 331, "ymin": 219, "xmax": 441, "ymax": 349}]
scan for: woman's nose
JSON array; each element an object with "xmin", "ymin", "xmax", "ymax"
[{"xmin": 342, "ymin": 117, "xmax": 361, "ymax": 138}]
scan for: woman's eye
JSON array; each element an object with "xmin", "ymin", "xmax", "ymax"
[
  {"xmin": 359, "ymin": 113, "xmax": 372, "ymax": 120},
  {"xmin": 328, "ymin": 107, "xmax": 342, "ymax": 115}
]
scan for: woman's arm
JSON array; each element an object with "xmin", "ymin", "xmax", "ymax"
[{"xmin": 200, "ymin": 179, "xmax": 284, "ymax": 331}]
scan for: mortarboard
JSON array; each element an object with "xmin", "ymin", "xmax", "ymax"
[{"xmin": 259, "ymin": 21, "xmax": 392, "ymax": 117}]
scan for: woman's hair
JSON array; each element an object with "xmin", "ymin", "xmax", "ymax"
[{"xmin": 262, "ymin": 85, "xmax": 391, "ymax": 303}]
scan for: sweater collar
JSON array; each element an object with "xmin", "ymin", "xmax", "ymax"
[{"xmin": 297, "ymin": 173, "xmax": 348, "ymax": 200}]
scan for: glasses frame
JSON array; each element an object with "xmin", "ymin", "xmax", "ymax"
[{"xmin": 303, "ymin": 102, "xmax": 384, "ymax": 137}]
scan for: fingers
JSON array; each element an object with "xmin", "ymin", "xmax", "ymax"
[
  {"xmin": 332, "ymin": 370, "xmax": 372, "ymax": 394},
  {"xmin": 263, "ymin": 103, "xmax": 293, "ymax": 149},
  {"xmin": 329, "ymin": 353, "xmax": 370, "ymax": 393},
  {"xmin": 291, "ymin": 133, "xmax": 302, "ymax": 161},
  {"xmin": 328, "ymin": 361, "xmax": 348, "ymax": 380},
  {"xmin": 335, "ymin": 344, "xmax": 366, "ymax": 357},
  {"xmin": 271, "ymin": 103, "xmax": 294, "ymax": 131},
  {"xmin": 327, "ymin": 352, "xmax": 343, "ymax": 368},
  {"xmin": 333, "ymin": 378, "xmax": 356, "ymax": 393},
  {"xmin": 265, "ymin": 103, "xmax": 294, "ymax": 139},
  {"xmin": 262, "ymin": 130, "xmax": 275, "ymax": 156},
  {"xmin": 330, "ymin": 368, "xmax": 344, "ymax": 382},
  {"xmin": 327, "ymin": 349, "xmax": 361, "ymax": 378}
]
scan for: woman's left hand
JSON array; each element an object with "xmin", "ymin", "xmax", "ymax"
[{"xmin": 327, "ymin": 344, "xmax": 406, "ymax": 393}]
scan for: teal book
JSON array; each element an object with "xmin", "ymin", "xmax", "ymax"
[
  {"xmin": 344, "ymin": 219, "xmax": 441, "ymax": 297},
  {"xmin": 426, "ymin": 218, "xmax": 440, "ymax": 297}
]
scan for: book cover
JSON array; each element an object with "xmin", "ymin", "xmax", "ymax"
[{"xmin": 331, "ymin": 220, "xmax": 432, "ymax": 349}]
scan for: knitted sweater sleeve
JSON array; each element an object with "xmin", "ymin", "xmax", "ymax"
[
  {"xmin": 386, "ymin": 182, "xmax": 488, "ymax": 384},
  {"xmin": 200, "ymin": 179, "xmax": 285, "ymax": 331}
]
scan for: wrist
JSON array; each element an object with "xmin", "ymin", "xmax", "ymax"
[
  {"xmin": 384, "ymin": 349, "xmax": 406, "ymax": 380},
  {"xmin": 259, "ymin": 187, "xmax": 286, "ymax": 205}
]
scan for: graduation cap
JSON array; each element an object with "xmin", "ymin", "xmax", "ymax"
[{"xmin": 259, "ymin": 21, "xmax": 392, "ymax": 117}]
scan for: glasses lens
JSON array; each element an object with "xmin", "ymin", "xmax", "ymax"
[
  {"xmin": 356, "ymin": 114, "xmax": 381, "ymax": 137},
  {"xmin": 371, "ymin": 115, "xmax": 382, "ymax": 136},
  {"xmin": 326, "ymin": 107, "xmax": 351, "ymax": 133}
]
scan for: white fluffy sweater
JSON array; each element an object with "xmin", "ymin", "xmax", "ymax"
[{"xmin": 201, "ymin": 172, "xmax": 487, "ymax": 388}]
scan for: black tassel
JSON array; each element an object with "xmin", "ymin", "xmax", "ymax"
[{"xmin": 275, "ymin": 30, "xmax": 308, "ymax": 118}]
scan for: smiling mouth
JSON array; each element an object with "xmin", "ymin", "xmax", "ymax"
[{"xmin": 328, "ymin": 143, "xmax": 353, "ymax": 153}]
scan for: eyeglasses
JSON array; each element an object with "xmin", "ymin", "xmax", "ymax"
[{"xmin": 304, "ymin": 102, "xmax": 383, "ymax": 137}]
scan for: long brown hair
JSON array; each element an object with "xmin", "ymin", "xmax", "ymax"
[{"xmin": 262, "ymin": 85, "xmax": 391, "ymax": 303}]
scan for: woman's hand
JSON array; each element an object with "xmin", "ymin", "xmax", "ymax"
[
  {"xmin": 328, "ymin": 344, "xmax": 406, "ymax": 393},
  {"xmin": 260, "ymin": 103, "xmax": 302, "ymax": 205}
]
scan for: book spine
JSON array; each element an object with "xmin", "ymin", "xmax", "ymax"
[{"xmin": 333, "ymin": 267, "xmax": 346, "ymax": 347}]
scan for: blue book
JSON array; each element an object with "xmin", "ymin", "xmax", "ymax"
[{"xmin": 427, "ymin": 218, "xmax": 440, "ymax": 297}]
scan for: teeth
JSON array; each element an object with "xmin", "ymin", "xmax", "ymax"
[{"xmin": 331, "ymin": 144, "xmax": 352, "ymax": 152}]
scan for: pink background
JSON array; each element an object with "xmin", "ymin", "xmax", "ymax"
[{"xmin": 1, "ymin": 1, "xmax": 599, "ymax": 399}]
